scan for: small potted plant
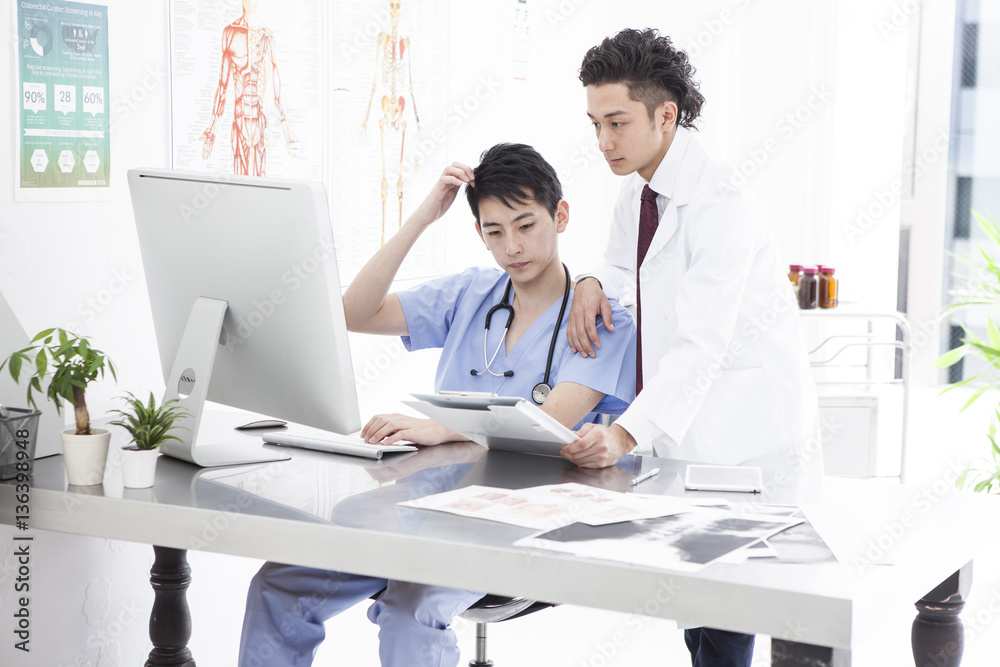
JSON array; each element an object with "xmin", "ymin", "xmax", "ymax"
[
  {"xmin": 109, "ymin": 392, "xmax": 188, "ymax": 488},
  {"xmin": 0, "ymin": 328, "xmax": 116, "ymax": 485}
]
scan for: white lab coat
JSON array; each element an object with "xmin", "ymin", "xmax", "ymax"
[{"xmin": 589, "ymin": 127, "xmax": 821, "ymax": 473}]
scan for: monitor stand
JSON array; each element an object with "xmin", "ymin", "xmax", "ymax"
[{"xmin": 159, "ymin": 297, "xmax": 290, "ymax": 468}]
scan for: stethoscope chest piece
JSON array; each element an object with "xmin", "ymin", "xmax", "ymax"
[{"xmin": 531, "ymin": 382, "xmax": 552, "ymax": 405}]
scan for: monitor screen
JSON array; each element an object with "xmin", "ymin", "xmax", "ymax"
[{"xmin": 128, "ymin": 168, "xmax": 361, "ymax": 465}]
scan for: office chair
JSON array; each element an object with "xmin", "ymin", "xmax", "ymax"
[
  {"xmin": 454, "ymin": 415, "xmax": 625, "ymax": 664},
  {"xmin": 459, "ymin": 594, "xmax": 556, "ymax": 667},
  {"xmin": 369, "ymin": 589, "xmax": 556, "ymax": 666}
]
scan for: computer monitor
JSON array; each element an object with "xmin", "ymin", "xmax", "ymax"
[{"xmin": 127, "ymin": 168, "xmax": 361, "ymax": 467}]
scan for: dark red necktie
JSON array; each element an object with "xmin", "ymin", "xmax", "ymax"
[{"xmin": 635, "ymin": 184, "xmax": 659, "ymax": 395}]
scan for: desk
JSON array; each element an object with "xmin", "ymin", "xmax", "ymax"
[{"xmin": 2, "ymin": 429, "xmax": 998, "ymax": 667}]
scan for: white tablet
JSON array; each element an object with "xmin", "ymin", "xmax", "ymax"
[
  {"xmin": 410, "ymin": 392, "xmax": 522, "ymax": 411},
  {"xmin": 404, "ymin": 394, "xmax": 578, "ymax": 456},
  {"xmin": 684, "ymin": 464, "xmax": 764, "ymax": 493}
]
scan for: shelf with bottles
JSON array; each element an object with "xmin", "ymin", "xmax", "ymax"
[
  {"xmin": 788, "ymin": 264, "xmax": 839, "ymax": 310},
  {"xmin": 798, "ymin": 308, "xmax": 911, "ymax": 481}
]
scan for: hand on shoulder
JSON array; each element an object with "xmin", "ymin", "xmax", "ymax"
[{"xmin": 567, "ymin": 277, "xmax": 614, "ymax": 358}]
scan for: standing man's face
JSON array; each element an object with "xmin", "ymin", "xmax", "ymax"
[{"xmin": 586, "ymin": 83, "xmax": 676, "ymax": 182}]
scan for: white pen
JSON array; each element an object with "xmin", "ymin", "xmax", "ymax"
[{"xmin": 630, "ymin": 467, "xmax": 660, "ymax": 487}]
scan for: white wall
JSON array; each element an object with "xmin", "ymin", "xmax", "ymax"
[
  {"xmin": 0, "ymin": 1, "xmax": 918, "ymax": 664},
  {"xmin": 443, "ymin": 0, "xmax": 909, "ymax": 307},
  {"xmin": 2, "ymin": 2, "xmax": 175, "ymax": 663}
]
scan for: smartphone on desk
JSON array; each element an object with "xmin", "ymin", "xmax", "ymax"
[{"xmin": 684, "ymin": 464, "xmax": 763, "ymax": 493}]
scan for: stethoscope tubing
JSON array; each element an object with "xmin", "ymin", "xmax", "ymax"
[
  {"xmin": 541, "ymin": 264, "xmax": 571, "ymax": 390},
  {"xmin": 472, "ymin": 263, "xmax": 571, "ymax": 404}
]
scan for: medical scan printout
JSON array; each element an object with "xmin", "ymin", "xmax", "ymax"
[
  {"xmin": 399, "ymin": 482, "xmax": 703, "ymax": 531},
  {"xmin": 515, "ymin": 508, "xmax": 803, "ymax": 572}
]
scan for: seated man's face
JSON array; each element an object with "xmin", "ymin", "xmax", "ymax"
[{"xmin": 475, "ymin": 193, "xmax": 568, "ymax": 285}]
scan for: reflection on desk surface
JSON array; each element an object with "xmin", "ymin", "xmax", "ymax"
[
  {"xmin": 197, "ymin": 446, "xmax": 838, "ymax": 568},
  {"xmin": 198, "ymin": 444, "xmax": 627, "ymax": 521},
  {"xmin": 200, "ymin": 456, "xmax": 378, "ymax": 522},
  {"xmin": 198, "ymin": 442, "xmax": 485, "ymax": 526}
]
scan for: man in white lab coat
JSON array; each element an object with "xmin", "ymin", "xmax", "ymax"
[{"xmin": 560, "ymin": 28, "xmax": 821, "ymax": 667}]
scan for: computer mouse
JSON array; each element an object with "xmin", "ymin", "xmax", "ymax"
[{"xmin": 235, "ymin": 419, "xmax": 288, "ymax": 430}]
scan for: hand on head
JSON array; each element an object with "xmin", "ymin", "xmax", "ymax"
[{"xmin": 409, "ymin": 163, "xmax": 475, "ymax": 228}]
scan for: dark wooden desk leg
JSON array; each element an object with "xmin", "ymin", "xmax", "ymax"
[
  {"xmin": 146, "ymin": 546, "xmax": 196, "ymax": 667},
  {"xmin": 911, "ymin": 561, "xmax": 972, "ymax": 667}
]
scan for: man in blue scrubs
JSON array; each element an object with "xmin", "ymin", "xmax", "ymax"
[{"xmin": 238, "ymin": 143, "xmax": 636, "ymax": 667}]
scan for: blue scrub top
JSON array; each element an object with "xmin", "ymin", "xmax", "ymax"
[{"xmin": 396, "ymin": 266, "xmax": 637, "ymax": 429}]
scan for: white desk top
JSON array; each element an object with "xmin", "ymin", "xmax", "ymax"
[{"xmin": 2, "ymin": 422, "xmax": 998, "ymax": 652}]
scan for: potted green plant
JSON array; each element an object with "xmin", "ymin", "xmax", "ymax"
[
  {"xmin": 934, "ymin": 211, "xmax": 1000, "ymax": 492},
  {"xmin": 0, "ymin": 328, "xmax": 116, "ymax": 485},
  {"xmin": 109, "ymin": 392, "xmax": 188, "ymax": 488}
]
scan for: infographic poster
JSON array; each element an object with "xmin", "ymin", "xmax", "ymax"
[{"xmin": 15, "ymin": 0, "xmax": 111, "ymax": 201}]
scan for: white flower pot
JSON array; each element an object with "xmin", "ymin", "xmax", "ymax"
[
  {"xmin": 60, "ymin": 428, "xmax": 111, "ymax": 486},
  {"xmin": 120, "ymin": 446, "xmax": 160, "ymax": 488}
]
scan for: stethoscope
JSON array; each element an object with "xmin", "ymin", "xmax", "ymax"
[{"xmin": 470, "ymin": 263, "xmax": 571, "ymax": 405}]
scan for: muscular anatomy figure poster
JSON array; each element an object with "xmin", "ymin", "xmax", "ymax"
[
  {"xmin": 200, "ymin": 0, "xmax": 299, "ymax": 176},
  {"xmin": 169, "ymin": 0, "xmax": 323, "ymax": 180},
  {"xmin": 169, "ymin": 0, "xmax": 447, "ymax": 284}
]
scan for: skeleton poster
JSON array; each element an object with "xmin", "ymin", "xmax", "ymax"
[
  {"xmin": 15, "ymin": 0, "xmax": 111, "ymax": 201},
  {"xmin": 168, "ymin": 0, "xmax": 324, "ymax": 181},
  {"xmin": 168, "ymin": 0, "xmax": 448, "ymax": 284},
  {"xmin": 329, "ymin": 0, "xmax": 449, "ymax": 283}
]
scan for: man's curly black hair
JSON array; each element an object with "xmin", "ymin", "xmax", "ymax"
[
  {"xmin": 579, "ymin": 28, "xmax": 705, "ymax": 129},
  {"xmin": 465, "ymin": 143, "xmax": 562, "ymax": 224}
]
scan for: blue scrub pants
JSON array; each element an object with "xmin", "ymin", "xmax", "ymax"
[
  {"xmin": 684, "ymin": 627, "xmax": 755, "ymax": 666},
  {"xmin": 238, "ymin": 562, "xmax": 484, "ymax": 667}
]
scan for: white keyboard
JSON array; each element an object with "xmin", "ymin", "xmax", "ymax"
[{"xmin": 263, "ymin": 431, "xmax": 417, "ymax": 460}]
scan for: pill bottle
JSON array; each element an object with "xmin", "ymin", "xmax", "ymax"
[
  {"xmin": 819, "ymin": 266, "xmax": 838, "ymax": 309},
  {"xmin": 788, "ymin": 264, "xmax": 802, "ymax": 296},
  {"xmin": 798, "ymin": 267, "xmax": 819, "ymax": 309}
]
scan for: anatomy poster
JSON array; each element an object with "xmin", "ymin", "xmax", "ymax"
[
  {"xmin": 168, "ymin": 0, "xmax": 325, "ymax": 181},
  {"xmin": 329, "ymin": 0, "xmax": 449, "ymax": 283},
  {"xmin": 15, "ymin": 0, "xmax": 111, "ymax": 201}
]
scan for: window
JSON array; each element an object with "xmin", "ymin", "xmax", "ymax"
[{"xmin": 941, "ymin": 0, "xmax": 1000, "ymax": 382}]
